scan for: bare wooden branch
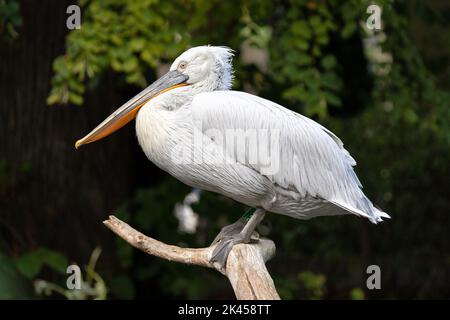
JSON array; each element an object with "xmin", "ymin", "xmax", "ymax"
[{"xmin": 103, "ymin": 215, "xmax": 280, "ymax": 300}]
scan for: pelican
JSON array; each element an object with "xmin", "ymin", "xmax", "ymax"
[{"xmin": 76, "ymin": 46, "xmax": 390, "ymax": 268}]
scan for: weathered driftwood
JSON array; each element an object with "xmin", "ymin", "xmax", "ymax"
[{"xmin": 103, "ymin": 215, "xmax": 280, "ymax": 300}]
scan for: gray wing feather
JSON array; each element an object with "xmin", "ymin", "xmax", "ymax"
[{"xmin": 191, "ymin": 90, "xmax": 389, "ymax": 223}]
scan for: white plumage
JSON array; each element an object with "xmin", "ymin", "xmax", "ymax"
[
  {"xmin": 135, "ymin": 45, "xmax": 390, "ymax": 224},
  {"xmin": 76, "ymin": 45, "xmax": 390, "ymax": 267}
]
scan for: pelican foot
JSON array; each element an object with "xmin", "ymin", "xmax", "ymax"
[
  {"xmin": 210, "ymin": 218, "xmax": 246, "ymax": 245},
  {"xmin": 210, "ymin": 234, "xmax": 245, "ymax": 270},
  {"xmin": 210, "ymin": 208, "xmax": 264, "ymax": 270},
  {"xmin": 210, "ymin": 230, "xmax": 259, "ymax": 270}
]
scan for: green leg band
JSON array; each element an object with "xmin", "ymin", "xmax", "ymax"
[{"xmin": 242, "ymin": 207, "xmax": 256, "ymax": 221}]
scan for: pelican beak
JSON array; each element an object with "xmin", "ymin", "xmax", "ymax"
[{"xmin": 75, "ymin": 70, "xmax": 189, "ymax": 149}]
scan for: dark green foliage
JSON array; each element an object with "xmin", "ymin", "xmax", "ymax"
[
  {"xmin": 15, "ymin": 248, "xmax": 68, "ymax": 279},
  {"xmin": 0, "ymin": 253, "xmax": 33, "ymax": 299},
  {"xmin": 0, "ymin": 0, "xmax": 22, "ymax": 41}
]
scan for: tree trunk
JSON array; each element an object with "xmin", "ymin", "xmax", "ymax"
[{"xmin": 0, "ymin": 0, "xmax": 135, "ymax": 262}]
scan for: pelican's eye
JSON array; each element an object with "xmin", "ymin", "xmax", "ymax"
[{"xmin": 178, "ymin": 61, "xmax": 188, "ymax": 71}]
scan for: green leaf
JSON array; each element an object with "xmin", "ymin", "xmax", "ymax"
[
  {"xmin": 0, "ymin": 253, "xmax": 33, "ymax": 299},
  {"xmin": 129, "ymin": 38, "xmax": 146, "ymax": 51},
  {"xmin": 323, "ymin": 91, "xmax": 342, "ymax": 107},
  {"xmin": 15, "ymin": 252, "xmax": 43, "ymax": 279},
  {"xmin": 122, "ymin": 56, "xmax": 138, "ymax": 72},
  {"xmin": 341, "ymin": 22, "xmax": 357, "ymax": 39},
  {"xmin": 404, "ymin": 108, "xmax": 419, "ymax": 124},
  {"xmin": 298, "ymin": 271, "xmax": 326, "ymax": 299},
  {"xmin": 321, "ymin": 55, "xmax": 337, "ymax": 70},
  {"xmin": 291, "ymin": 21, "xmax": 312, "ymax": 39},
  {"xmin": 321, "ymin": 72, "xmax": 342, "ymax": 90},
  {"xmin": 38, "ymin": 248, "xmax": 68, "ymax": 274},
  {"xmin": 69, "ymin": 92, "xmax": 83, "ymax": 105},
  {"xmin": 350, "ymin": 288, "xmax": 365, "ymax": 300},
  {"xmin": 15, "ymin": 248, "xmax": 68, "ymax": 279},
  {"xmin": 46, "ymin": 92, "xmax": 61, "ymax": 105}
]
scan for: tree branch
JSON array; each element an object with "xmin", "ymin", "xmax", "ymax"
[{"xmin": 103, "ymin": 215, "xmax": 280, "ymax": 300}]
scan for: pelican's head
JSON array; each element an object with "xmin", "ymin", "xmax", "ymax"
[
  {"xmin": 75, "ymin": 45, "xmax": 234, "ymax": 149},
  {"xmin": 170, "ymin": 45, "xmax": 234, "ymax": 91}
]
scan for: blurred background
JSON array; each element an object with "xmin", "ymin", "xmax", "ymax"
[{"xmin": 0, "ymin": 0, "xmax": 449, "ymax": 299}]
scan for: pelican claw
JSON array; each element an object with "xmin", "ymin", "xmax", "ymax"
[
  {"xmin": 210, "ymin": 218, "xmax": 247, "ymax": 245},
  {"xmin": 210, "ymin": 234, "xmax": 246, "ymax": 270},
  {"xmin": 210, "ymin": 222, "xmax": 260, "ymax": 270}
]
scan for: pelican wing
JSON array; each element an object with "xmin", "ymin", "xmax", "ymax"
[{"xmin": 190, "ymin": 90, "xmax": 389, "ymax": 223}]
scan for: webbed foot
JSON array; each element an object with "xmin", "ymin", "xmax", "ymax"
[
  {"xmin": 210, "ymin": 221, "xmax": 259, "ymax": 270},
  {"xmin": 210, "ymin": 218, "xmax": 246, "ymax": 245},
  {"xmin": 209, "ymin": 208, "xmax": 265, "ymax": 271}
]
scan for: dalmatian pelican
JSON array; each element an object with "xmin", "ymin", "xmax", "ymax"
[{"xmin": 75, "ymin": 46, "xmax": 390, "ymax": 269}]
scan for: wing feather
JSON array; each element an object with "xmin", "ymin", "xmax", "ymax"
[{"xmin": 190, "ymin": 90, "xmax": 389, "ymax": 223}]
